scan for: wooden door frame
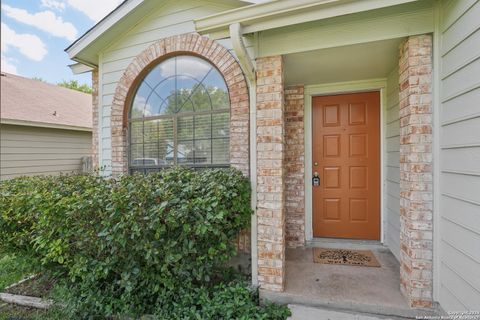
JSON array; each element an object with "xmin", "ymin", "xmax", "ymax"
[{"xmin": 304, "ymin": 78, "xmax": 387, "ymax": 243}]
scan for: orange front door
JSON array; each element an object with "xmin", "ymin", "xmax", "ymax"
[{"xmin": 312, "ymin": 92, "xmax": 380, "ymax": 240}]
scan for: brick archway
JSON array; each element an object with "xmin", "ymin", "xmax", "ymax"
[{"xmin": 110, "ymin": 33, "xmax": 249, "ymax": 177}]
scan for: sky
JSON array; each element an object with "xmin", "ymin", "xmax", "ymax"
[{"xmin": 1, "ymin": 0, "xmax": 125, "ymax": 86}]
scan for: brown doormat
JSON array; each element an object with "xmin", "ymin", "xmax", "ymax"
[{"xmin": 313, "ymin": 248, "xmax": 381, "ymax": 267}]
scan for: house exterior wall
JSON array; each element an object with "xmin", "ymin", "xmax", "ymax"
[
  {"xmin": 284, "ymin": 85, "xmax": 305, "ymax": 248},
  {"xmin": 96, "ymin": 0, "xmax": 252, "ymax": 175},
  {"xmin": 398, "ymin": 35, "xmax": 434, "ymax": 308},
  {"xmin": 437, "ymin": 0, "xmax": 480, "ymax": 311},
  {"xmin": 385, "ymin": 66, "xmax": 401, "ymax": 261},
  {"xmin": 0, "ymin": 124, "xmax": 92, "ymax": 180},
  {"xmin": 86, "ymin": 0, "xmax": 480, "ymax": 311}
]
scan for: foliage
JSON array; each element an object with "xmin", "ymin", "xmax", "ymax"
[
  {"xmin": 50, "ymin": 280, "xmax": 290, "ymax": 320},
  {"xmin": 0, "ymin": 251, "xmax": 38, "ymax": 291},
  {"xmin": 57, "ymin": 79, "xmax": 92, "ymax": 94},
  {"xmin": 30, "ymin": 77, "xmax": 92, "ymax": 94},
  {"xmin": 32, "ymin": 77, "xmax": 46, "ymax": 82},
  {"xmin": 151, "ymin": 281, "xmax": 292, "ymax": 320},
  {"xmin": 0, "ymin": 168, "xmax": 292, "ymax": 319}
]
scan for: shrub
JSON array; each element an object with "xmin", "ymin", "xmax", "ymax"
[
  {"xmin": 0, "ymin": 168, "xmax": 292, "ymax": 319},
  {"xmin": 0, "ymin": 174, "xmax": 112, "ymax": 267},
  {"xmin": 154, "ymin": 280, "xmax": 291, "ymax": 319},
  {"xmin": 0, "ymin": 175, "xmax": 53, "ymax": 255},
  {"xmin": 50, "ymin": 280, "xmax": 291, "ymax": 320}
]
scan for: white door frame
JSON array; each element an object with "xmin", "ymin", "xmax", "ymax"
[{"xmin": 304, "ymin": 78, "xmax": 387, "ymax": 243}]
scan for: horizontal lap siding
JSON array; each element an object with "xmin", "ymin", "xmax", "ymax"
[
  {"xmin": 97, "ymin": 0, "xmax": 252, "ymax": 174},
  {"xmin": 0, "ymin": 124, "xmax": 92, "ymax": 180},
  {"xmin": 439, "ymin": 0, "xmax": 480, "ymax": 311},
  {"xmin": 385, "ymin": 67, "xmax": 401, "ymax": 261}
]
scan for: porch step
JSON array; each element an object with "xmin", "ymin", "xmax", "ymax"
[
  {"xmin": 261, "ymin": 289, "xmax": 443, "ymax": 320},
  {"xmin": 287, "ymin": 304, "xmax": 414, "ymax": 320}
]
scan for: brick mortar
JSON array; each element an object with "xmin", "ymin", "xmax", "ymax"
[
  {"xmin": 284, "ymin": 85, "xmax": 305, "ymax": 248},
  {"xmin": 398, "ymin": 34, "xmax": 433, "ymax": 309}
]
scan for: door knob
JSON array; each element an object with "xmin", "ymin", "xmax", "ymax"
[{"xmin": 314, "ymin": 161, "xmax": 318, "ymax": 166}]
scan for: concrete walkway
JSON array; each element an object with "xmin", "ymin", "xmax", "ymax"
[{"xmin": 288, "ymin": 305, "xmax": 404, "ymax": 320}]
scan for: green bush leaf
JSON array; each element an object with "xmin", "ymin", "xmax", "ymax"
[{"xmin": 0, "ymin": 168, "xmax": 292, "ymax": 319}]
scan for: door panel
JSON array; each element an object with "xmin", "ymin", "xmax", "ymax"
[{"xmin": 312, "ymin": 92, "xmax": 380, "ymax": 240}]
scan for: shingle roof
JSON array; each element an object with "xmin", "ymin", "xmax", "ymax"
[{"xmin": 0, "ymin": 73, "xmax": 92, "ymax": 130}]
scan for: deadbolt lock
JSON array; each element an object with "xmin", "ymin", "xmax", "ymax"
[{"xmin": 312, "ymin": 172, "xmax": 320, "ymax": 187}]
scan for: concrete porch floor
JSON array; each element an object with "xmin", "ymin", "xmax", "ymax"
[{"xmin": 261, "ymin": 242, "xmax": 440, "ymax": 319}]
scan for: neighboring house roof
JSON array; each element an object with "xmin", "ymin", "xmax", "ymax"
[
  {"xmin": 65, "ymin": 0, "xmax": 253, "ymax": 67},
  {"xmin": 0, "ymin": 73, "xmax": 92, "ymax": 131}
]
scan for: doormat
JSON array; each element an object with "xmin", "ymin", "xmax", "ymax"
[{"xmin": 313, "ymin": 248, "xmax": 381, "ymax": 267}]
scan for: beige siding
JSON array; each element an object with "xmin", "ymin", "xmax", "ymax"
[
  {"xmin": 385, "ymin": 66, "xmax": 401, "ymax": 261},
  {"xmin": 438, "ymin": 0, "xmax": 480, "ymax": 311},
  {"xmin": 97, "ymin": 0, "xmax": 252, "ymax": 175},
  {"xmin": 0, "ymin": 124, "xmax": 92, "ymax": 180}
]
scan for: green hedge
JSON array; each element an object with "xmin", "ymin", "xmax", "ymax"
[{"xmin": 0, "ymin": 168, "xmax": 290, "ymax": 318}]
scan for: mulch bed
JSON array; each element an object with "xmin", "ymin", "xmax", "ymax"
[{"xmin": 3, "ymin": 275, "xmax": 56, "ymax": 298}]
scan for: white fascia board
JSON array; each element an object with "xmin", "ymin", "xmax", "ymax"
[
  {"xmin": 69, "ymin": 63, "xmax": 95, "ymax": 75},
  {"xmin": 195, "ymin": 0, "xmax": 420, "ymax": 36},
  {"xmin": 1, "ymin": 118, "xmax": 92, "ymax": 132},
  {"xmin": 66, "ymin": 0, "xmax": 144, "ymax": 60}
]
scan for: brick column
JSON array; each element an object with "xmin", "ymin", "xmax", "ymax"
[
  {"xmin": 256, "ymin": 56, "xmax": 286, "ymax": 291},
  {"xmin": 285, "ymin": 85, "xmax": 305, "ymax": 248},
  {"xmin": 398, "ymin": 35, "xmax": 433, "ymax": 308},
  {"xmin": 91, "ymin": 69, "xmax": 99, "ymax": 170}
]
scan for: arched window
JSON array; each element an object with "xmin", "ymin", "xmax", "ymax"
[{"xmin": 128, "ymin": 55, "xmax": 230, "ymax": 173}]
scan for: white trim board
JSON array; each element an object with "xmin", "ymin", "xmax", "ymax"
[
  {"xmin": 257, "ymin": 1, "xmax": 434, "ymax": 58},
  {"xmin": 432, "ymin": 0, "xmax": 442, "ymax": 303},
  {"xmin": 66, "ymin": 0, "xmax": 144, "ymax": 61},
  {"xmin": 0, "ymin": 118, "xmax": 92, "ymax": 132},
  {"xmin": 303, "ymin": 78, "xmax": 387, "ymax": 243},
  {"xmin": 195, "ymin": 0, "xmax": 421, "ymax": 36}
]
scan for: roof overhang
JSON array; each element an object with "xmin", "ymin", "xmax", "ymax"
[
  {"xmin": 69, "ymin": 63, "xmax": 95, "ymax": 75},
  {"xmin": 66, "ymin": 0, "xmax": 253, "ymax": 68},
  {"xmin": 65, "ymin": 0, "xmax": 144, "ymax": 67},
  {"xmin": 195, "ymin": 0, "xmax": 421, "ymax": 38}
]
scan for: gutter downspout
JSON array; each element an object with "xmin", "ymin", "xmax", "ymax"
[
  {"xmin": 230, "ymin": 23, "xmax": 255, "ymax": 84},
  {"xmin": 229, "ymin": 23, "xmax": 258, "ymax": 286}
]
